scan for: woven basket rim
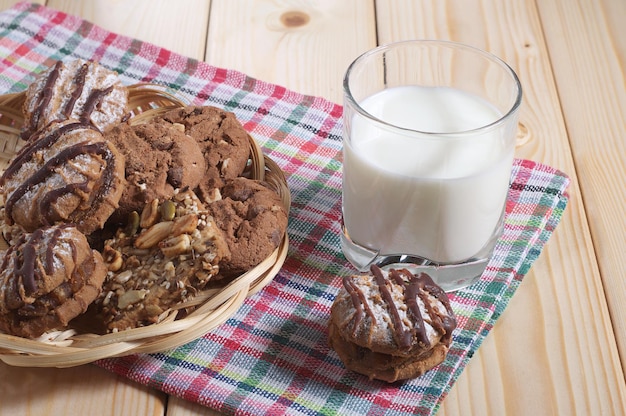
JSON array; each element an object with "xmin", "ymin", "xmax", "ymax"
[{"xmin": 0, "ymin": 83, "xmax": 290, "ymax": 367}]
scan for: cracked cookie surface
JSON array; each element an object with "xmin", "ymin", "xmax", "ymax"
[
  {"xmin": 104, "ymin": 118, "xmax": 206, "ymax": 222},
  {"xmin": 160, "ymin": 105, "xmax": 250, "ymax": 202},
  {"xmin": 206, "ymin": 177, "xmax": 288, "ymax": 278}
]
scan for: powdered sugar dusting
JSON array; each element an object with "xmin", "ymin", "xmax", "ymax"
[
  {"xmin": 25, "ymin": 58, "xmax": 128, "ymax": 134},
  {"xmin": 347, "ymin": 270, "xmax": 447, "ymax": 346}
]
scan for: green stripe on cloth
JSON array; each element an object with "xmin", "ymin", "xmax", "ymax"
[{"xmin": 0, "ymin": 3, "xmax": 570, "ymax": 416}]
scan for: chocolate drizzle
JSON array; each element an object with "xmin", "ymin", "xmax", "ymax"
[
  {"xmin": 398, "ymin": 270, "xmax": 428, "ymax": 346},
  {"xmin": 45, "ymin": 224, "xmax": 68, "ymax": 276},
  {"xmin": 1, "ymin": 122, "xmax": 98, "ymax": 187},
  {"xmin": 371, "ymin": 266, "xmax": 413, "ymax": 349},
  {"xmin": 19, "ymin": 60, "xmax": 118, "ymax": 140},
  {"xmin": 343, "ymin": 275, "xmax": 376, "ymax": 337},
  {"xmin": 21, "ymin": 61, "xmax": 63, "ymax": 140},
  {"xmin": 1, "ymin": 224, "xmax": 79, "ymax": 317},
  {"xmin": 12, "ymin": 225, "xmax": 69, "ymax": 297},
  {"xmin": 61, "ymin": 62, "xmax": 89, "ymax": 118},
  {"xmin": 398, "ymin": 268, "xmax": 456, "ymax": 346},
  {"xmin": 80, "ymin": 86, "xmax": 114, "ymax": 125},
  {"xmin": 344, "ymin": 265, "xmax": 456, "ymax": 351},
  {"xmin": 15, "ymin": 228, "xmax": 43, "ymax": 296},
  {"xmin": 410, "ymin": 271, "xmax": 456, "ymax": 345},
  {"xmin": 2, "ymin": 122, "xmax": 114, "ymax": 229}
]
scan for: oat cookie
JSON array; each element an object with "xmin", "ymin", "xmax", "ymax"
[
  {"xmin": 0, "ymin": 120, "xmax": 126, "ymax": 234},
  {"xmin": 95, "ymin": 189, "xmax": 230, "ymax": 332},
  {"xmin": 206, "ymin": 177, "xmax": 288, "ymax": 278},
  {"xmin": 329, "ymin": 266, "xmax": 456, "ymax": 382},
  {"xmin": 104, "ymin": 118, "xmax": 206, "ymax": 222},
  {"xmin": 160, "ymin": 106, "xmax": 250, "ymax": 200},
  {"xmin": 0, "ymin": 224, "xmax": 107, "ymax": 338},
  {"xmin": 22, "ymin": 59, "xmax": 128, "ymax": 139}
]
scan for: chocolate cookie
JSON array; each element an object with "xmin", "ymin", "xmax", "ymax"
[
  {"xmin": 94, "ymin": 189, "xmax": 230, "ymax": 332},
  {"xmin": 0, "ymin": 224, "xmax": 107, "ymax": 338},
  {"xmin": 329, "ymin": 266, "xmax": 456, "ymax": 382},
  {"xmin": 160, "ymin": 106, "xmax": 250, "ymax": 200},
  {"xmin": 206, "ymin": 177, "xmax": 288, "ymax": 278},
  {"xmin": 22, "ymin": 59, "xmax": 129, "ymax": 139},
  {"xmin": 0, "ymin": 120, "xmax": 126, "ymax": 235},
  {"xmin": 104, "ymin": 118, "xmax": 206, "ymax": 222}
]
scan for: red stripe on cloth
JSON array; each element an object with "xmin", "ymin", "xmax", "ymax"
[
  {"xmin": 49, "ymin": 8, "xmax": 67, "ymax": 26},
  {"xmin": 242, "ymin": 88, "xmax": 284, "ymax": 131},
  {"xmin": 32, "ymin": 9, "xmax": 66, "ymax": 44},
  {"xmin": 328, "ymin": 101, "xmax": 343, "ymax": 118},
  {"xmin": 92, "ymin": 32, "xmax": 120, "ymax": 62},
  {"xmin": 270, "ymin": 84, "xmax": 287, "ymax": 100},
  {"xmin": 14, "ymin": 43, "xmax": 30, "ymax": 59},
  {"xmin": 140, "ymin": 47, "xmax": 172, "ymax": 81},
  {"xmin": 213, "ymin": 67, "xmax": 229, "ymax": 84},
  {"xmin": 155, "ymin": 47, "xmax": 171, "ymax": 67},
  {"xmin": 188, "ymin": 66, "xmax": 230, "ymax": 103},
  {"xmin": 192, "ymin": 79, "xmax": 219, "ymax": 104},
  {"xmin": 136, "ymin": 42, "xmax": 164, "ymax": 82}
]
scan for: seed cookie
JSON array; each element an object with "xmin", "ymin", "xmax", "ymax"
[{"xmin": 94, "ymin": 189, "xmax": 230, "ymax": 332}]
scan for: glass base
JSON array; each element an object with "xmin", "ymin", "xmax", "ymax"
[{"xmin": 340, "ymin": 229, "xmax": 490, "ymax": 292}]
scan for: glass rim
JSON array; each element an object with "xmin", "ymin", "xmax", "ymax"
[{"xmin": 343, "ymin": 39, "xmax": 523, "ymax": 136}]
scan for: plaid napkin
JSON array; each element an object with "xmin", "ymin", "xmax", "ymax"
[{"xmin": 0, "ymin": 3, "xmax": 570, "ymax": 415}]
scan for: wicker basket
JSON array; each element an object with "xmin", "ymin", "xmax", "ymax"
[{"xmin": 0, "ymin": 84, "xmax": 290, "ymax": 367}]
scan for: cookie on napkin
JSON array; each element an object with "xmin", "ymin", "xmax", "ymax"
[{"xmin": 329, "ymin": 265, "xmax": 457, "ymax": 382}]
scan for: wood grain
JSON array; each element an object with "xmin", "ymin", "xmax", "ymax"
[
  {"xmin": 0, "ymin": 0, "xmax": 623, "ymax": 415},
  {"xmin": 47, "ymin": 0, "xmax": 211, "ymax": 61},
  {"xmin": 376, "ymin": 1, "xmax": 626, "ymax": 415},
  {"xmin": 0, "ymin": 0, "xmax": 43, "ymax": 8},
  {"xmin": 167, "ymin": 396, "xmax": 221, "ymax": 416},
  {"xmin": 536, "ymin": 0, "xmax": 626, "ymax": 368},
  {"xmin": 205, "ymin": 0, "xmax": 376, "ymax": 103},
  {"xmin": 0, "ymin": 362, "xmax": 166, "ymax": 416}
]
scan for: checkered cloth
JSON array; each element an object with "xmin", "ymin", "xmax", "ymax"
[{"xmin": 0, "ymin": 3, "xmax": 570, "ymax": 415}]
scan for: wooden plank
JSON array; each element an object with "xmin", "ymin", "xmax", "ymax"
[
  {"xmin": 205, "ymin": 0, "xmax": 377, "ymax": 103},
  {"xmin": 167, "ymin": 396, "xmax": 222, "ymax": 416},
  {"xmin": 536, "ymin": 0, "xmax": 626, "ymax": 368},
  {"xmin": 0, "ymin": 363, "xmax": 166, "ymax": 416},
  {"xmin": 47, "ymin": 0, "xmax": 211, "ymax": 61},
  {"xmin": 375, "ymin": 0, "xmax": 626, "ymax": 415}
]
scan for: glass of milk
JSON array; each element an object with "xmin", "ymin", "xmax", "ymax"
[{"xmin": 341, "ymin": 40, "xmax": 522, "ymax": 291}]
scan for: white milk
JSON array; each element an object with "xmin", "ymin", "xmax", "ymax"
[{"xmin": 342, "ymin": 86, "xmax": 514, "ymax": 263}]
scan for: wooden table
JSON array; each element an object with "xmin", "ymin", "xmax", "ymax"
[{"xmin": 0, "ymin": 1, "xmax": 624, "ymax": 415}]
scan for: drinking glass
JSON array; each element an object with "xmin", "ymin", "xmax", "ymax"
[{"xmin": 341, "ymin": 40, "xmax": 522, "ymax": 292}]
